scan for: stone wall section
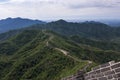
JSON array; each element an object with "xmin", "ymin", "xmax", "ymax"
[
  {"xmin": 61, "ymin": 61, "xmax": 120, "ymax": 80},
  {"xmin": 84, "ymin": 61, "xmax": 120, "ymax": 80}
]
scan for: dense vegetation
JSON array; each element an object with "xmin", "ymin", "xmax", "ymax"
[
  {"xmin": 1, "ymin": 20, "xmax": 120, "ymax": 42},
  {"xmin": 0, "ymin": 20, "xmax": 120, "ymax": 80},
  {"xmin": 28, "ymin": 20, "xmax": 120, "ymax": 41},
  {"xmin": 70, "ymin": 35, "xmax": 120, "ymax": 51},
  {"xmin": 0, "ymin": 30, "xmax": 88, "ymax": 80},
  {"xmin": 0, "ymin": 29, "xmax": 120, "ymax": 80}
]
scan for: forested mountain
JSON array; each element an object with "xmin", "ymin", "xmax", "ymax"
[
  {"xmin": 0, "ymin": 17, "xmax": 45, "ymax": 33},
  {"xmin": 1, "ymin": 19, "xmax": 120, "ymax": 41},
  {"xmin": 27, "ymin": 20, "xmax": 120, "ymax": 41},
  {"xmin": 0, "ymin": 29, "xmax": 120, "ymax": 80},
  {"xmin": 70, "ymin": 35, "xmax": 120, "ymax": 51},
  {"xmin": 0, "ymin": 20, "xmax": 120, "ymax": 80}
]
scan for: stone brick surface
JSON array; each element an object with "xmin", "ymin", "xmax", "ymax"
[
  {"xmin": 84, "ymin": 61, "xmax": 120, "ymax": 80},
  {"xmin": 111, "ymin": 62, "xmax": 120, "ymax": 69},
  {"xmin": 61, "ymin": 61, "xmax": 120, "ymax": 80}
]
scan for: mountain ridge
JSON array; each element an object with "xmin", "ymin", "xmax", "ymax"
[
  {"xmin": 0, "ymin": 17, "xmax": 45, "ymax": 33},
  {"xmin": 1, "ymin": 19, "xmax": 120, "ymax": 42},
  {"xmin": 0, "ymin": 29, "xmax": 120, "ymax": 80}
]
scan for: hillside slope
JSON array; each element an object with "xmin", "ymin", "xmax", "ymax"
[
  {"xmin": 27, "ymin": 20, "xmax": 120, "ymax": 41},
  {"xmin": 0, "ymin": 29, "xmax": 120, "ymax": 80},
  {"xmin": 0, "ymin": 30, "xmax": 88, "ymax": 80}
]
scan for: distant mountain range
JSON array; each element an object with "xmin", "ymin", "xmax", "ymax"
[
  {"xmin": 0, "ymin": 17, "xmax": 120, "ymax": 34},
  {"xmin": 99, "ymin": 20, "xmax": 120, "ymax": 27},
  {"xmin": 0, "ymin": 17, "xmax": 45, "ymax": 33},
  {"xmin": 24, "ymin": 19, "xmax": 120, "ymax": 41},
  {"xmin": 69, "ymin": 19, "xmax": 120, "ymax": 27},
  {"xmin": 1, "ymin": 19, "xmax": 120, "ymax": 42}
]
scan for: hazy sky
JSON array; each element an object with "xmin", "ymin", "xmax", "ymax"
[{"xmin": 0, "ymin": 0, "xmax": 120, "ymax": 20}]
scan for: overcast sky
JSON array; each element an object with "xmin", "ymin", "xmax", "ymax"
[{"xmin": 0, "ymin": 0, "xmax": 120, "ymax": 20}]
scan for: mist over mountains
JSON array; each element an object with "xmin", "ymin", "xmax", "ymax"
[{"xmin": 98, "ymin": 19, "xmax": 120, "ymax": 27}]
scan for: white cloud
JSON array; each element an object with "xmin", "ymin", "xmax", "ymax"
[
  {"xmin": 0, "ymin": 0, "xmax": 120, "ymax": 20},
  {"xmin": 58, "ymin": 0, "xmax": 120, "ymax": 8}
]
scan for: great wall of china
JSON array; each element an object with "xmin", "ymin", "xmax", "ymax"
[{"xmin": 62, "ymin": 61, "xmax": 120, "ymax": 80}]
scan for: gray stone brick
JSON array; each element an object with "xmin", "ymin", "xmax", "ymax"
[
  {"xmin": 118, "ymin": 78, "xmax": 120, "ymax": 80},
  {"xmin": 95, "ymin": 69, "xmax": 101, "ymax": 74},
  {"xmin": 62, "ymin": 61, "xmax": 120, "ymax": 80},
  {"xmin": 116, "ymin": 73, "xmax": 120, "ymax": 78},
  {"xmin": 96, "ymin": 73, "xmax": 104, "ymax": 77},
  {"xmin": 98, "ymin": 77, "xmax": 107, "ymax": 80},
  {"xmin": 84, "ymin": 73, "xmax": 88, "ymax": 77},
  {"xmin": 113, "ymin": 74, "xmax": 118, "ymax": 78},
  {"xmin": 112, "ymin": 79, "xmax": 117, "ymax": 80},
  {"xmin": 91, "ymin": 75, "xmax": 95, "ymax": 78},
  {"xmin": 101, "ymin": 67, "xmax": 111, "ymax": 72},
  {"xmin": 115, "ymin": 67, "xmax": 120, "ymax": 73},
  {"xmin": 104, "ymin": 70, "xmax": 115, "ymax": 76},
  {"xmin": 107, "ymin": 75, "xmax": 113, "ymax": 79},
  {"xmin": 100, "ymin": 63, "xmax": 110, "ymax": 68},
  {"xmin": 91, "ymin": 79, "xmax": 97, "ymax": 80},
  {"xmin": 111, "ymin": 62, "xmax": 120, "ymax": 69},
  {"xmin": 90, "ymin": 71, "xmax": 96, "ymax": 75}
]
